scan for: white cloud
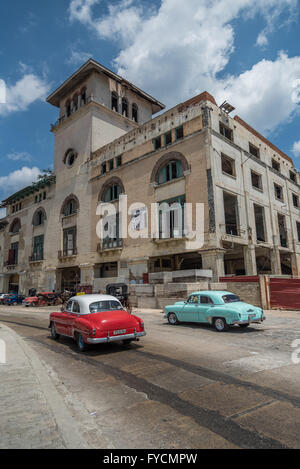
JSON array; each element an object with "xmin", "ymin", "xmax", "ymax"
[
  {"xmin": 66, "ymin": 49, "xmax": 92, "ymax": 65},
  {"xmin": 0, "ymin": 167, "xmax": 41, "ymax": 195},
  {"xmin": 7, "ymin": 151, "xmax": 32, "ymax": 162},
  {"xmin": 292, "ymin": 140, "xmax": 300, "ymax": 157},
  {"xmin": 69, "ymin": 0, "xmax": 299, "ymax": 134},
  {"xmin": 0, "ymin": 73, "xmax": 50, "ymax": 116}
]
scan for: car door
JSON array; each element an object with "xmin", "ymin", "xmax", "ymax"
[
  {"xmin": 55, "ymin": 300, "xmax": 73, "ymax": 335},
  {"xmin": 65, "ymin": 300, "xmax": 81, "ymax": 336},
  {"xmin": 181, "ymin": 295, "xmax": 200, "ymax": 322},
  {"xmin": 198, "ymin": 295, "xmax": 214, "ymax": 323}
]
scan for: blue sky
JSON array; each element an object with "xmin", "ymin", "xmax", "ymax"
[{"xmin": 1, "ymin": 0, "xmax": 300, "ymax": 214}]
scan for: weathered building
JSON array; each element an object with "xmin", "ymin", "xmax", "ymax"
[{"xmin": 1, "ymin": 58, "xmax": 300, "ymax": 294}]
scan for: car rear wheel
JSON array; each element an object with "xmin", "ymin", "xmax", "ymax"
[
  {"xmin": 76, "ymin": 333, "xmax": 87, "ymax": 353},
  {"xmin": 168, "ymin": 313, "xmax": 179, "ymax": 325},
  {"xmin": 239, "ymin": 323, "xmax": 249, "ymax": 328},
  {"xmin": 50, "ymin": 322, "xmax": 59, "ymax": 340},
  {"xmin": 214, "ymin": 317, "xmax": 228, "ymax": 332}
]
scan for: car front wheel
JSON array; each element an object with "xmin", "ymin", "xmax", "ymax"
[
  {"xmin": 214, "ymin": 317, "xmax": 228, "ymax": 332},
  {"xmin": 168, "ymin": 313, "xmax": 179, "ymax": 325},
  {"xmin": 50, "ymin": 322, "xmax": 59, "ymax": 340}
]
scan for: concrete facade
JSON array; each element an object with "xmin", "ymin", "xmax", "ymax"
[{"xmin": 0, "ymin": 58, "xmax": 300, "ymax": 294}]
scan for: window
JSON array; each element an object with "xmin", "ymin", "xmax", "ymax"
[
  {"xmin": 293, "ymin": 194, "xmax": 299, "ymax": 208},
  {"xmin": 11, "ymin": 220, "xmax": 21, "ymax": 234},
  {"xmin": 43, "ymin": 192, "xmax": 46, "ymax": 200},
  {"xmin": 200, "ymin": 296, "xmax": 214, "ymax": 304},
  {"xmin": 219, "ymin": 122, "xmax": 233, "ymax": 141},
  {"xmin": 65, "ymin": 149, "xmax": 77, "ymax": 168},
  {"xmin": 132, "ymin": 103, "xmax": 138, "ymax": 122},
  {"xmin": 73, "ymin": 301, "xmax": 80, "ymax": 313},
  {"xmin": 154, "ymin": 136, "xmax": 162, "ymax": 151},
  {"xmin": 111, "ymin": 92, "xmax": 118, "ymax": 112},
  {"xmin": 272, "ymin": 159, "xmax": 280, "ymax": 172},
  {"xmin": 116, "ymin": 155, "xmax": 122, "ymax": 168},
  {"xmin": 254, "ymin": 204, "xmax": 266, "ymax": 242},
  {"xmin": 103, "ymin": 184, "xmax": 121, "ymax": 202},
  {"xmin": 157, "ymin": 160, "xmax": 182, "ymax": 184},
  {"xmin": 223, "ymin": 192, "xmax": 239, "ymax": 236},
  {"xmin": 188, "ymin": 295, "xmax": 199, "ymax": 304},
  {"xmin": 8, "ymin": 242, "xmax": 18, "ymax": 265},
  {"xmin": 164, "ymin": 131, "xmax": 172, "ymax": 146},
  {"xmin": 89, "ymin": 300, "xmax": 123, "ymax": 313},
  {"xmin": 64, "ymin": 199, "xmax": 77, "ymax": 216},
  {"xmin": 297, "ymin": 222, "xmax": 300, "ymax": 242},
  {"xmin": 63, "ymin": 226, "xmax": 77, "ymax": 256},
  {"xmin": 175, "ymin": 126, "xmax": 184, "ymax": 140},
  {"xmin": 249, "ymin": 143, "xmax": 260, "ymax": 159},
  {"xmin": 32, "ymin": 235, "xmax": 44, "ymax": 261},
  {"xmin": 278, "ymin": 214, "xmax": 288, "ymax": 247},
  {"xmin": 33, "ymin": 210, "xmax": 45, "ymax": 227},
  {"xmin": 80, "ymin": 88, "xmax": 87, "ymax": 106},
  {"xmin": 109, "ymin": 159, "xmax": 114, "ymax": 171},
  {"xmin": 102, "ymin": 213, "xmax": 122, "ymax": 249},
  {"xmin": 222, "ymin": 294, "xmax": 240, "ymax": 303},
  {"xmin": 66, "ymin": 100, "xmax": 71, "ymax": 117},
  {"xmin": 274, "ymin": 183, "xmax": 283, "ymax": 201},
  {"xmin": 66, "ymin": 301, "xmax": 73, "ymax": 313},
  {"xmin": 122, "ymin": 98, "xmax": 128, "ymax": 118},
  {"xmin": 101, "ymin": 162, "xmax": 107, "ymax": 175},
  {"xmin": 158, "ymin": 195, "xmax": 185, "ymax": 239},
  {"xmin": 251, "ymin": 171, "xmax": 263, "ymax": 190},
  {"xmin": 73, "ymin": 94, "xmax": 78, "ymax": 112},
  {"xmin": 221, "ymin": 154, "xmax": 235, "ymax": 177},
  {"xmin": 290, "ymin": 171, "xmax": 297, "ymax": 183}
]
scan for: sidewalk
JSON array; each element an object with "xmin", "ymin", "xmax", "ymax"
[{"xmin": 0, "ymin": 323, "xmax": 88, "ymax": 449}]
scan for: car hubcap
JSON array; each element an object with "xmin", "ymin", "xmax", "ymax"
[
  {"xmin": 215, "ymin": 319, "xmax": 224, "ymax": 331},
  {"xmin": 169, "ymin": 314, "xmax": 176, "ymax": 324}
]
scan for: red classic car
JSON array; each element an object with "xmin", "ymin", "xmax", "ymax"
[{"xmin": 49, "ymin": 294, "xmax": 146, "ymax": 352}]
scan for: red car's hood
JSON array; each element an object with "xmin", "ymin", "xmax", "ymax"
[{"xmin": 90, "ymin": 310, "xmax": 139, "ymax": 331}]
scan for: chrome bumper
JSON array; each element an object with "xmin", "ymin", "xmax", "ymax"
[
  {"xmin": 233, "ymin": 316, "xmax": 265, "ymax": 325},
  {"xmin": 87, "ymin": 331, "xmax": 146, "ymax": 344}
]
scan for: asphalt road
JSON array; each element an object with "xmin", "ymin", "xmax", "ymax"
[{"xmin": 1, "ymin": 305, "xmax": 300, "ymax": 449}]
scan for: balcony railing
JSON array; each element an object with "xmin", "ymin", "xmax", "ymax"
[
  {"xmin": 29, "ymin": 253, "xmax": 44, "ymax": 262},
  {"xmin": 5, "ymin": 260, "xmax": 17, "ymax": 267},
  {"xmin": 97, "ymin": 239, "xmax": 123, "ymax": 252},
  {"xmin": 58, "ymin": 248, "xmax": 78, "ymax": 259}
]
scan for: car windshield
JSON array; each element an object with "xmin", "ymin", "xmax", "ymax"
[
  {"xmin": 89, "ymin": 300, "xmax": 123, "ymax": 313},
  {"xmin": 222, "ymin": 294, "xmax": 241, "ymax": 303}
]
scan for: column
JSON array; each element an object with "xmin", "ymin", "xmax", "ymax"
[
  {"xmin": 290, "ymin": 252, "xmax": 300, "ymax": 277},
  {"xmin": 80, "ymin": 264, "xmax": 95, "ymax": 289},
  {"xmin": 200, "ymin": 248, "xmax": 225, "ymax": 282},
  {"xmin": 270, "ymin": 247, "xmax": 281, "ymax": 275},
  {"xmin": 243, "ymin": 245, "xmax": 257, "ymax": 276}
]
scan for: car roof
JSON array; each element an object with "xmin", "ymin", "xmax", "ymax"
[
  {"xmin": 68, "ymin": 294, "xmax": 122, "ymax": 314},
  {"xmin": 189, "ymin": 291, "xmax": 236, "ymax": 300}
]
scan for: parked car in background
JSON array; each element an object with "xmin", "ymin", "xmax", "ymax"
[
  {"xmin": 164, "ymin": 291, "xmax": 265, "ymax": 332},
  {"xmin": 3, "ymin": 294, "xmax": 25, "ymax": 306},
  {"xmin": 24, "ymin": 292, "xmax": 62, "ymax": 307},
  {"xmin": 0, "ymin": 294, "xmax": 9, "ymax": 304},
  {"xmin": 49, "ymin": 294, "xmax": 146, "ymax": 352}
]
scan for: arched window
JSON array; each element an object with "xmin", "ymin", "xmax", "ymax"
[
  {"xmin": 132, "ymin": 103, "xmax": 138, "ymax": 122},
  {"xmin": 122, "ymin": 98, "xmax": 128, "ymax": 118},
  {"xmin": 103, "ymin": 184, "xmax": 121, "ymax": 202},
  {"xmin": 73, "ymin": 93, "xmax": 78, "ymax": 112},
  {"xmin": 66, "ymin": 100, "xmax": 71, "ymax": 117},
  {"xmin": 63, "ymin": 148, "xmax": 77, "ymax": 168},
  {"xmin": 32, "ymin": 209, "xmax": 46, "ymax": 227},
  {"xmin": 80, "ymin": 87, "xmax": 87, "ymax": 106},
  {"xmin": 157, "ymin": 160, "xmax": 183, "ymax": 184},
  {"xmin": 10, "ymin": 219, "xmax": 21, "ymax": 234},
  {"xmin": 111, "ymin": 92, "xmax": 118, "ymax": 112},
  {"xmin": 61, "ymin": 195, "xmax": 79, "ymax": 217}
]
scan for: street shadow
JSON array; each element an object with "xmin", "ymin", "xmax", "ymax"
[{"xmin": 161, "ymin": 321, "xmax": 265, "ymax": 334}]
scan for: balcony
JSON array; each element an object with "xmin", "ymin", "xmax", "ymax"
[
  {"xmin": 29, "ymin": 253, "xmax": 44, "ymax": 263},
  {"xmin": 58, "ymin": 248, "xmax": 78, "ymax": 259},
  {"xmin": 97, "ymin": 239, "xmax": 123, "ymax": 252}
]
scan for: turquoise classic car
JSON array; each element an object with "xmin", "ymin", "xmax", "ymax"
[{"xmin": 164, "ymin": 291, "xmax": 265, "ymax": 332}]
